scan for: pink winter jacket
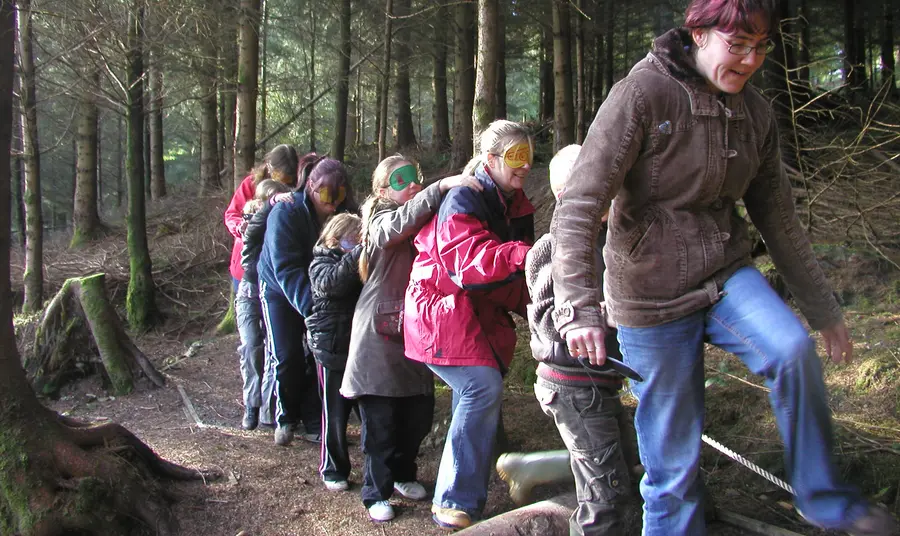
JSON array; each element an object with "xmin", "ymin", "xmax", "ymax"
[{"xmin": 403, "ymin": 165, "xmax": 534, "ymax": 370}]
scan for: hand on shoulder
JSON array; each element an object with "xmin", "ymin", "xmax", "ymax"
[{"xmin": 439, "ymin": 174, "xmax": 483, "ymax": 194}]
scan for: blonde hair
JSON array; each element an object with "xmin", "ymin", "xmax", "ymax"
[
  {"xmin": 358, "ymin": 154, "xmax": 417, "ymax": 282},
  {"xmin": 316, "ymin": 213, "xmax": 362, "ymax": 249},
  {"xmin": 548, "ymin": 144, "xmax": 581, "ymax": 198},
  {"xmin": 463, "ymin": 120, "xmax": 533, "ymax": 176},
  {"xmin": 244, "ymin": 179, "xmax": 292, "ymax": 215}
]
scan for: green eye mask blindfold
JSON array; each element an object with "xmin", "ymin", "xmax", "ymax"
[{"xmin": 389, "ymin": 164, "xmax": 421, "ymax": 191}]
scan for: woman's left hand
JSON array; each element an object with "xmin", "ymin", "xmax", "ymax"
[{"xmin": 820, "ymin": 318, "xmax": 853, "ymax": 364}]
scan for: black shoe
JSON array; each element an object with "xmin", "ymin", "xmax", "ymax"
[
  {"xmin": 275, "ymin": 425, "xmax": 294, "ymax": 446},
  {"xmin": 300, "ymin": 431, "xmax": 321, "ymax": 444},
  {"xmin": 242, "ymin": 407, "xmax": 259, "ymax": 431}
]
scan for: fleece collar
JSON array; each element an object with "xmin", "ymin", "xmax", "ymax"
[{"xmin": 643, "ymin": 28, "xmax": 747, "ymax": 119}]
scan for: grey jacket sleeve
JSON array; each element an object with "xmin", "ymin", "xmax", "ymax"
[
  {"xmin": 743, "ymin": 108, "xmax": 842, "ymax": 330},
  {"xmin": 525, "ymin": 236, "xmax": 558, "ymax": 361},
  {"xmin": 369, "ymin": 182, "xmax": 443, "ymax": 248}
]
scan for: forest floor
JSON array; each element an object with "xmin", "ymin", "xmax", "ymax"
[{"xmin": 10, "ymin": 167, "xmax": 900, "ymax": 536}]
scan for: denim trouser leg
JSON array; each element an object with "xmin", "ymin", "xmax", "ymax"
[
  {"xmin": 619, "ymin": 312, "xmax": 708, "ymax": 536},
  {"xmin": 619, "ymin": 266, "xmax": 868, "ymax": 535},
  {"xmin": 427, "ymin": 364, "xmax": 503, "ymax": 517},
  {"xmin": 705, "ymin": 267, "xmax": 866, "ymax": 529},
  {"xmin": 235, "ymin": 280, "xmax": 264, "ymax": 409}
]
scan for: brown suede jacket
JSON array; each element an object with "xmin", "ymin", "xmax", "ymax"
[{"xmin": 550, "ymin": 28, "xmax": 842, "ymax": 333}]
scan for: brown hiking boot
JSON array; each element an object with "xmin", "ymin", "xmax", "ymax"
[{"xmin": 845, "ymin": 505, "xmax": 900, "ymax": 536}]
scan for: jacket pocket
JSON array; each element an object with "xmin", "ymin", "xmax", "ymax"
[
  {"xmin": 374, "ymin": 299, "xmax": 404, "ymax": 341},
  {"xmin": 612, "ymin": 209, "xmax": 688, "ymax": 300}
]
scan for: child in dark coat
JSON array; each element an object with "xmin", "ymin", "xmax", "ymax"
[
  {"xmin": 307, "ymin": 213, "xmax": 364, "ymax": 491},
  {"xmin": 496, "ymin": 145, "xmax": 642, "ymax": 536}
]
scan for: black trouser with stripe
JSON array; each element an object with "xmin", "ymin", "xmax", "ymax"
[
  {"xmin": 357, "ymin": 393, "xmax": 434, "ymax": 506},
  {"xmin": 259, "ymin": 282, "xmax": 321, "ymax": 433},
  {"xmin": 315, "ymin": 361, "xmax": 357, "ymax": 482}
]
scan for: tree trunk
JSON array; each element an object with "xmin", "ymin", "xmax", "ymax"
[
  {"xmin": 234, "ymin": 0, "xmax": 260, "ymax": 184},
  {"xmin": 17, "ymin": 0, "xmax": 42, "ymax": 313},
  {"xmin": 844, "ymin": 0, "xmax": 868, "ymax": 90},
  {"xmin": 654, "ymin": 0, "xmax": 674, "ymax": 36},
  {"xmin": 149, "ymin": 52, "xmax": 166, "ymax": 199},
  {"xmin": 497, "ymin": 5, "xmax": 507, "ymax": 120},
  {"xmin": 12, "ymin": 57, "xmax": 25, "ymax": 250},
  {"xmin": 377, "ymin": 0, "xmax": 394, "ymax": 160},
  {"xmin": 117, "ymin": 113, "xmax": 124, "ymax": 208},
  {"xmin": 394, "ymin": 0, "xmax": 417, "ymax": 149},
  {"xmin": 259, "ymin": 0, "xmax": 268, "ymax": 153},
  {"xmin": 882, "ymin": 0, "xmax": 896, "ymax": 95},
  {"xmin": 574, "ymin": 0, "xmax": 585, "ymax": 143},
  {"xmin": 538, "ymin": 24, "xmax": 554, "ymax": 126},
  {"xmin": 308, "ymin": 6, "xmax": 317, "ymax": 152},
  {"xmin": 431, "ymin": 2, "xmax": 451, "ymax": 150},
  {"xmin": 473, "ymin": 0, "xmax": 500, "ymax": 148},
  {"xmin": 200, "ymin": 5, "xmax": 220, "ymax": 195},
  {"xmin": 221, "ymin": 0, "xmax": 239, "ymax": 192},
  {"xmin": 72, "ymin": 68, "xmax": 102, "ymax": 249},
  {"xmin": 450, "ymin": 0, "xmax": 476, "ymax": 169},
  {"xmin": 0, "ymin": 6, "xmax": 216, "ymax": 533},
  {"xmin": 603, "ymin": 0, "xmax": 614, "ymax": 98},
  {"xmin": 125, "ymin": 1, "xmax": 157, "ymax": 332},
  {"xmin": 378, "ymin": 0, "xmax": 393, "ymax": 160},
  {"xmin": 591, "ymin": 0, "xmax": 605, "ymax": 115},
  {"xmin": 144, "ymin": 89, "xmax": 152, "ymax": 201},
  {"xmin": 796, "ymin": 0, "xmax": 811, "ymax": 85},
  {"xmin": 552, "ymin": 0, "xmax": 575, "ymax": 151},
  {"xmin": 331, "ymin": 0, "xmax": 352, "ymax": 161},
  {"xmin": 30, "ymin": 274, "xmax": 166, "ymax": 397}
]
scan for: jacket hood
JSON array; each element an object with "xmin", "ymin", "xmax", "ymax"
[{"xmin": 650, "ymin": 28, "xmax": 709, "ymax": 89}]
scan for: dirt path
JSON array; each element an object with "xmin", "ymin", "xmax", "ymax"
[{"xmin": 49, "ymin": 333, "xmax": 826, "ymax": 535}]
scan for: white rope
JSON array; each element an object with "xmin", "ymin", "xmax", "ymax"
[{"xmin": 701, "ymin": 433, "xmax": 796, "ymax": 496}]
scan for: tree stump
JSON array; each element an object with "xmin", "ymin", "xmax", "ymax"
[{"xmin": 28, "ymin": 273, "xmax": 165, "ymax": 397}]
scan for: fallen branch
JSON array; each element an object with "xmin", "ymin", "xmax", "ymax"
[
  {"xmin": 177, "ymin": 384, "xmax": 206, "ymax": 429},
  {"xmin": 715, "ymin": 509, "xmax": 805, "ymax": 536}
]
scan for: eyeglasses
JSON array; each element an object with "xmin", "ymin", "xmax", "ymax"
[{"xmin": 713, "ymin": 31, "xmax": 775, "ymax": 56}]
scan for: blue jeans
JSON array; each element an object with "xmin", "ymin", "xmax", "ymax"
[
  {"xmin": 236, "ymin": 281, "xmax": 265, "ymax": 409},
  {"xmin": 427, "ymin": 364, "xmax": 503, "ymax": 517},
  {"xmin": 618, "ymin": 266, "xmax": 866, "ymax": 535}
]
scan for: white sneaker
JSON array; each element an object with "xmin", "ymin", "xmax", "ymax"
[
  {"xmin": 324, "ymin": 479, "xmax": 349, "ymax": 491},
  {"xmin": 368, "ymin": 500, "xmax": 395, "ymax": 522},
  {"xmin": 393, "ymin": 481, "xmax": 427, "ymax": 500}
]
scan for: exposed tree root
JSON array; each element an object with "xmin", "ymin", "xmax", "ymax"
[{"xmin": 1, "ymin": 403, "xmax": 221, "ymax": 536}]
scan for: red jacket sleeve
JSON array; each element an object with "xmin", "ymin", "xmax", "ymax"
[
  {"xmin": 224, "ymin": 176, "xmax": 255, "ymax": 238},
  {"xmin": 436, "ymin": 212, "xmax": 530, "ymax": 291}
]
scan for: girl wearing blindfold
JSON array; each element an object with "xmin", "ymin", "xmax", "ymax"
[
  {"xmin": 257, "ymin": 155, "xmax": 355, "ymax": 448},
  {"xmin": 403, "ymin": 120, "xmax": 536, "ymax": 530},
  {"xmin": 340, "ymin": 155, "xmax": 480, "ymax": 523}
]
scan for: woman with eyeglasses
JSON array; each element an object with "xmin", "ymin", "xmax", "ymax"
[
  {"xmin": 549, "ymin": 0, "xmax": 899, "ymax": 535},
  {"xmin": 340, "ymin": 155, "xmax": 480, "ymax": 522},
  {"xmin": 257, "ymin": 155, "xmax": 356, "ymax": 447},
  {"xmin": 403, "ymin": 120, "xmax": 535, "ymax": 530}
]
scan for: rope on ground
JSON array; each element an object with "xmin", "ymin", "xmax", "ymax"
[{"xmin": 701, "ymin": 433, "xmax": 795, "ymax": 495}]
